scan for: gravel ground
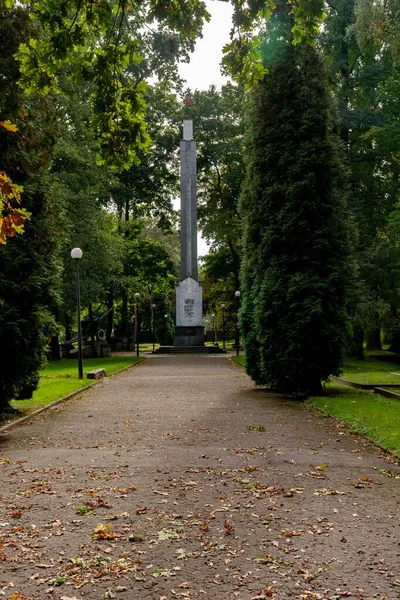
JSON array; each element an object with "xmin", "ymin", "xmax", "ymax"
[{"xmin": 0, "ymin": 354, "xmax": 399, "ymax": 600}]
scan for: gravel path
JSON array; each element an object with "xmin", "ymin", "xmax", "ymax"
[{"xmin": 0, "ymin": 354, "xmax": 399, "ymax": 600}]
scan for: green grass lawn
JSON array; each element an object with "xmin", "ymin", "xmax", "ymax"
[
  {"xmin": 2, "ymin": 356, "xmax": 143, "ymax": 423},
  {"xmin": 341, "ymin": 356, "xmax": 400, "ymax": 384},
  {"xmin": 309, "ymin": 384, "xmax": 400, "ymax": 457},
  {"xmin": 231, "ymin": 355, "xmax": 246, "ymax": 367}
]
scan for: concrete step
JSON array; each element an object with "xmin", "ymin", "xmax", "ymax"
[{"xmin": 154, "ymin": 346, "xmax": 226, "ymax": 355}]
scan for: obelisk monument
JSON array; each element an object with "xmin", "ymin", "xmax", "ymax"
[{"xmin": 175, "ymin": 118, "xmax": 204, "ymax": 346}]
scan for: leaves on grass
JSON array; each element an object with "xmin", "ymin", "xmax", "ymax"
[{"xmin": 378, "ymin": 468, "xmax": 400, "ymax": 478}]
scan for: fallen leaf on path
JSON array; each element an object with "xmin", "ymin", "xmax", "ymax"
[
  {"xmin": 158, "ymin": 529, "xmax": 180, "ymax": 540},
  {"xmin": 281, "ymin": 529, "xmax": 302, "ymax": 537},
  {"xmin": 91, "ymin": 523, "xmax": 116, "ymax": 540},
  {"xmin": 297, "ymin": 568, "xmax": 316, "ymax": 583},
  {"xmin": 252, "ymin": 587, "xmax": 275, "ymax": 598},
  {"xmin": 152, "ymin": 568, "xmax": 176, "ymax": 578},
  {"xmin": 314, "ymin": 488, "xmax": 346, "ymax": 496},
  {"xmin": 224, "ymin": 520, "xmax": 235, "ymax": 535}
]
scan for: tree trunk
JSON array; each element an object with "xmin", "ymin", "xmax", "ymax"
[
  {"xmin": 347, "ymin": 322, "xmax": 364, "ymax": 360},
  {"xmin": 366, "ymin": 327, "xmax": 382, "ymax": 351},
  {"xmin": 308, "ymin": 377, "xmax": 324, "ymax": 397},
  {"xmin": 106, "ymin": 288, "xmax": 114, "ymax": 344},
  {"xmin": 88, "ymin": 303, "xmax": 95, "ymax": 347},
  {"xmin": 121, "ymin": 291, "xmax": 130, "ymax": 351},
  {"xmin": 389, "ymin": 320, "xmax": 400, "ymax": 353},
  {"xmin": 49, "ymin": 334, "xmax": 60, "ymax": 360},
  {"xmin": 388, "ymin": 334, "xmax": 400, "ymax": 353}
]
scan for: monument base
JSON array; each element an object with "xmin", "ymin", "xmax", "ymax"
[
  {"xmin": 174, "ymin": 326, "xmax": 204, "ymax": 347},
  {"xmin": 153, "ymin": 345, "xmax": 226, "ymax": 354}
]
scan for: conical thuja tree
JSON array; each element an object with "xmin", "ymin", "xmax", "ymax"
[{"xmin": 240, "ymin": 3, "xmax": 352, "ymax": 396}]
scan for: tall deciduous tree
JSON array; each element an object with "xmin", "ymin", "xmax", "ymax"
[
  {"xmin": 192, "ymin": 84, "xmax": 245, "ymax": 292},
  {"xmin": 320, "ymin": 0, "xmax": 400, "ymax": 352},
  {"xmin": 240, "ymin": 2, "xmax": 352, "ymax": 395},
  {"xmin": 10, "ymin": 0, "xmax": 210, "ymax": 170}
]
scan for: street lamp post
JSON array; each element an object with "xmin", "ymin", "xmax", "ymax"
[
  {"xmin": 234, "ymin": 290, "xmax": 241, "ymax": 356},
  {"xmin": 151, "ymin": 303, "xmax": 156, "ymax": 352},
  {"xmin": 134, "ymin": 292, "xmax": 140, "ymax": 356},
  {"xmin": 164, "ymin": 314, "xmax": 168, "ymax": 346},
  {"xmin": 211, "ymin": 314, "xmax": 215, "ymax": 345},
  {"xmin": 71, "ymin": 248, "xmax": 84, "ymax": 379},
  {"xmin": 221, "ymin": 303, "xmax": 226, "ymax": 350}
]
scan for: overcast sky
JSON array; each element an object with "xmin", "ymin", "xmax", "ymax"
[
  {"xmin": 178, "ymin": 0, "xmax": 234, "ymax": 256},
  {"xmin": 179, "ymin": 0, "xmax": 233, "ymax": 92}
]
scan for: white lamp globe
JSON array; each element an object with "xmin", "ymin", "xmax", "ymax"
[{"xmin": 71, "ymin": 247, "xmax": 83, "ymax": 260}]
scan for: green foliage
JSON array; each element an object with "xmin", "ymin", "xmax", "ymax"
[
  {"xmin": 125, "ymin": 235, "xmax": 177, "ymax": 295},
  {"xmin": 194, "ymin": 84, "xmax": 244, "ymax": 259},
  {"xmin": 8, "ymin": 0, "xmax": 210, "ymax": 169},
  {"xmin": 189, "ymin": 83, "xmax": 245, "ymax": 318},
  {"xmin": 0, "ymin": 6, "xmax": 61, "ymax": 411},
  {"xmin": 110, "ymin": 84, "xmax": 181, "ymax": 231},
  {"xmin": 51, "ymin": 79, "xmax": 124, "ymax": 329},
  {"xmin": 320, "ymin": 0, "xmax": 400, "ymax": 350},
  {"xmin": 240, "ymin": 12, "xmax": 352, "ymax": 396},
  {"xmin": 222, "ymin": 0, "xmax": 326, "ymax": 86}
]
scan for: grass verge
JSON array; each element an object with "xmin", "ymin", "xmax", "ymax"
[
  {"xmin": 309, "ymin": 384, "xmax": 400, "ymax": 457},
  {"xmin": 1, "ymin": 356, "xmax": 143, "ymax": 424},
  {"xmin": 231, "ymin": 355, "xmax": 246, "ymax": 367},
  {"xmin": 232, "ymin": 354, "xmax": 400, "ymax": 458},
  {"xmin": 341, "ymin": 356, "xmax": 400, "ymax": 384}
]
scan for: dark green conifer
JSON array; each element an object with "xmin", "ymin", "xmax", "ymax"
[
  {"xmin": 0, "ymin": 6, "xmax": 60, "ymax": 411},
  {"xmin": 240, "ymin": 2, "xmax": 351, "ymax": 396}
]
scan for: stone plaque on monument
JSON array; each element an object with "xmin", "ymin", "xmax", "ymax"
[{"xmin": 176, "ymin": 277, "xmax": 203, "ymax": 327}]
